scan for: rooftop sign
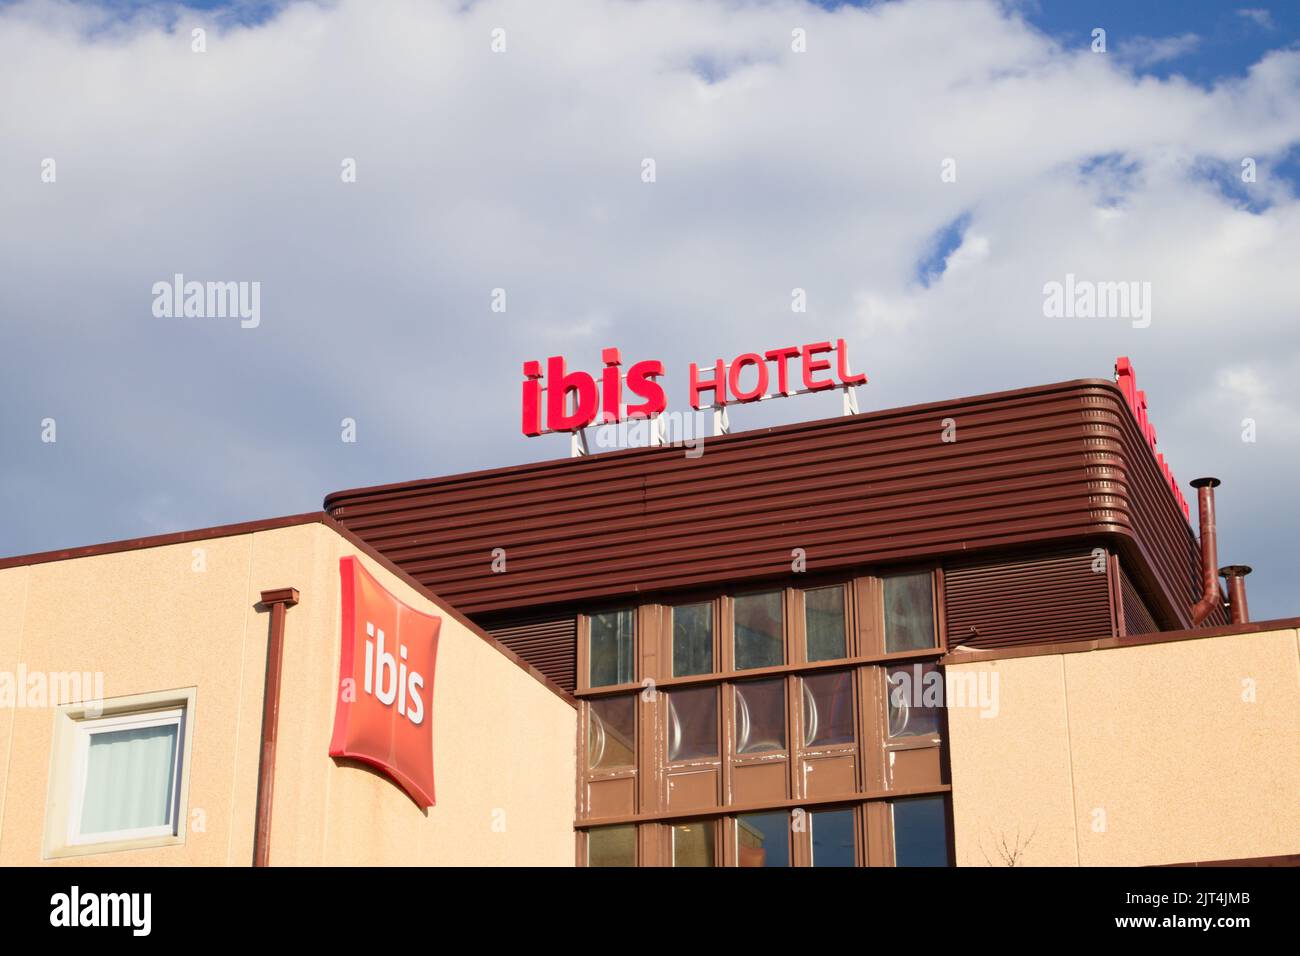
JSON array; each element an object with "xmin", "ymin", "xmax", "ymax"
[
  {"xmin": 521, "ymin": 340, "xmax": 868, "ymax": 450},
  {"xmin": 1115, "ymin": 356, "xmax": 1189, "ymax": 521}
]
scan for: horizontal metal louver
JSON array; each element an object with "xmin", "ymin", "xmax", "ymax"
[
  {"xmin": 944, "ymin": 549, "xmax": 1113, "ymax": 650},
  {"xmin": 479, "ymin": 613, "xmax": 577, "ymax": 693},
  {"xmin": 1119, "ymin": 565, "xmax": 1159, "ymax": 637}
]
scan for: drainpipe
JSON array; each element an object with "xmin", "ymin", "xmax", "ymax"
[
  {"xmin": 1219, "ymin": 566, "xmax": 1252, "ymax": 624},
  {"xmin": 254, "ymin": 587, "xmax": 300, "ymax": 867},
  {"xmin": 1189, "ymin": 478, "xmax": 1222, "ymax": 626}
]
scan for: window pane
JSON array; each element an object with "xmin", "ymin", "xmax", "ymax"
[
  {"xmin": 810, "ymin": 809, "xmax": 855, "ymax": 867},
  {"xmin": 887, "ymin": 662, "xmax": 943, "ymax": 738},
  {"xmin": 802, "ymin": 670, "xmax": 854, "ymax": 747},
  {"xmin": 587, "ymin": 825, "xmax": 636, "ymax": 867},
  {"xmin": 892, "ymin": 796, "xmax": 950, "ymax": 866},
  {"xmin": 883, "ymin": 572, "xmax": 935, "ymax": 653},
  {"xmin": 671, "ymin": 821, "xmax": 715, "ymax": 866},
  {"xmin": 589, "ymin": 609, "xmax": 635, "ymax": 687},
  {"xmin": 736, "ymin": 812, "xmax": 789, "ymax": 867},
  {"xmin": 667, "ymin": 686, "xmax": 718, "ymax": 762},
  {"xmin": 734, "ymin": 678, "xmax": 786, "ymax": 754},
  {"xmin": 734, "ymin": 591, "xmax": 783, "ymax": 670},
  {"xmin": 804, "ymin": 586, "xmax": 846, "ymax": 662},
  {"xmin": 587, "ymin": 696, "xmax": 636, "ymax": 770},
  {"xmin": 80, "ymin": 723, "xmax": 179, "ymax": 836},
  {"xmin": 672, "ymin": 603, "xmax": 713, "ymax": 677}
]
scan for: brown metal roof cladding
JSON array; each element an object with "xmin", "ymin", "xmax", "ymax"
[{"xmin": 324, "ymin": 378, "xmax": 1219, "ymax": 628}]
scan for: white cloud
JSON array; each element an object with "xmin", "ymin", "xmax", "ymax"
[
  {"xmin": 1116, "ymin": 32, "xmax": 1200, "ymax": 68},
  {"xmin": 1236, "ymin": 8, "xmax": 1276, "ymax": 31},
  {"xmin": 1, "ymin": 0, "xmax": 1299, "ymax": 615}
]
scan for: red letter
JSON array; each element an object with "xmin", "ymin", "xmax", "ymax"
[
  {"xmin": 728, "ymin": 353, "xmax": 768, "ymax": 403},
  {"xmin": 521, "ymin": 359, "xmax": 543, "ymax": 436},
  {"xmin": 1114, "ymin": 356, "xmax": 1137, "ymax": 413},
  {"xmin": 1136, "ymin": 390, "xmax": 1152, "ymax": 448},
  {"xmin": 690, "ymin": 360, "xmax": 728, "ymax": 409},
  {"xmin": 835, "ymin": 339, "xmax": 868, "ymax": 385},
  {"xmin": 764, "ymin": 346, "xmax": 800, "ymax": 395},
  {"xmin": 546, "ymin": 356, "xmax": 598, "ymax": 431},
  {"xmin": 600, "ymin": 347, "xmax": 622, "ymax": 424},
  {"xmin": 801, "ymin": 342, "xmax": 834, "ymax": 391},
  {"xmin": 626, "ymin": 360, "xmax": 667, "ymax": 417}
]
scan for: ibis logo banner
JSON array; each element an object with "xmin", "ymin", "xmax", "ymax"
[{"xmin": 329, "ymin": 556, "xmax": 440, "ymax": 808}]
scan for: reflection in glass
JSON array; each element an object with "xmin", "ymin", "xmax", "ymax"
[
  {"xmin": 589, "ymin": 609, "xmax": 635, "ymax": 687},
  {"xmin": 887, "ymin": 662, "xmax": 943, "ymax": 738},
  {"xmin": 804, "ymin": 586, "xmax": 846, "ymax": 662},
  {"xmin": 672, "ymin": 603, "xmax": 713, "ymax": 677},
  {"xmin": 671, "ymin": 821, "xmax": 715, "ymax": 866},
  {"xmin": 735, "ymin": 678, "xmax": 786, "ymax": 754},
  {"xmin": 892, "ymin": 796, "xmax": 950, "ymax": 866},
  {"xmin": 734, "ymin": 591, "xmax": 783, "ymax": 670},
  {"xmin": 587, "ymin": 695, "xmax": 636, "ymax": 770},
  {"xmin": 736, "ymin": 812, "xmax": 789, "ymax": 867},
  {"xmin": 883, "ymin": 573, "xmax": 935, "ymax": 653},
  {"xmin": 667, "ymin": 686, "xmax": 718, "ymax": 762},
  {"xmin": 802, "ymin": 670, "xmax": 854, "ymax": 747},
  {"xmin": 587, "ymin": 825, "xmax": 636, "ymax": 866},
  {"xmin": 810, "ymin": 809, "xmax": 855, "ymax": 867}
]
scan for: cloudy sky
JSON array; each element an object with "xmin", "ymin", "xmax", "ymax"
[{"xmin": 2, "ymin": 0, "xmax": 1297, "ymax": 618}]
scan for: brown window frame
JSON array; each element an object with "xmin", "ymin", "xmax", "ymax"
[
  {"xmin": 725, "ymin": 588, "xmax": 790, "ymax": 673},
  {"xmin": 576, "ymin": 791, "xmax": 954, "ymax": 867},
  {"xmin": 798, "ymin": 803, "xmax": 864, "ymax": 867},
  {"xmin": 574, "ymin": 565, "xmax": 951, "ymax": 866},
  {"xmin": 664, "ymin": 817, "xmax": 721, "ymax": 867},
  {"xmin": 664, "ymin": 598, "xmax": 721, "ymax": 680},
  {"xmin": 725, "ymin": 674, "xmax": 792, "ymax": 806},
  {"xmin": 729, "ymin": 808, "xmax": 793, "ymax": 867},
  {"xmin": 795, "ymin": 580, "xmax": 856, "ymax": 664},
  {"xmin": 577, "ymin": 604, "xmax": 641, "ymax": 694},
  {"xmin": 579, "ymin": 691, "xmax": 642, "ymax": 819},
  {"xmin": 580, "ymin": 822, "xmax": 639, "ymax": 868},
  {"xmin": 660, "ymin": 683, "xmax": 723, "ymax": 813},
  {"xmin": 794, "ymin": 667, "xmax": 861, "ymax": 800}
]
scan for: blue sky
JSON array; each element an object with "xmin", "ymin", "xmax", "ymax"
[
  {"xmin": 2, "ymin": 0, "xmax": 1299, "ymax": 619},
  {"xmin": 1021, "ymin": 0, "xmax": 1298, "ymax": 84}
]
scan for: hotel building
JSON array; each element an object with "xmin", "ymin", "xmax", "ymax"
[{"xmin": 1, "ymin": 362, "xmax": 1296, "ymax": 866}]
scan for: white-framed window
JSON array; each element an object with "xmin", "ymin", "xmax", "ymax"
[{"xmin": 44, "ymin": 688, "xmax": 196, "ymax": 859}]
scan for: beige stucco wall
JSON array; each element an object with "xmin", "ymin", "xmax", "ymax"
[
  {"xmin": 0, "ymin": 520, "xmax": 577, "ymax": 866},
  {"xmin": 946, "ymin": 629, "xmax": 1300, "ymax": 866}
]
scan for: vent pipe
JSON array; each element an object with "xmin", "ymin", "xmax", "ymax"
[
  {"xmin": 1219, "ymin": 565, "xmax": 1252, "ymax": 625},
  {"xmin": 1189, "ymin": 477, "xmax": 1223, "ymax": 626}
]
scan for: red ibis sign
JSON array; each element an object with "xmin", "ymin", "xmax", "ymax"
[
  {"xmin": 521, "ymin": 339, "xmax": 867, "ymax": 437},
  {"xmin": 329, "ymin": 556, "xmax": 440, "ymax": 808}
]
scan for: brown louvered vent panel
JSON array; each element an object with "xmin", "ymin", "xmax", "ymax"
[
  {"xmin": 478, "ymin": 612, "xmax": 577, "ymax": 693},
  {"xmin": 943, "ymin": 549, "xmax": 1114, "ymax": 650},
  {"xmin": 1119, "ymin": 564, "xmax": 1159, "ymax": 637}
]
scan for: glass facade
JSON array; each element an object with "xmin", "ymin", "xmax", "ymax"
[{"xmin": 579, "ymin": 570, "xmax": 951, "ymax": 866}]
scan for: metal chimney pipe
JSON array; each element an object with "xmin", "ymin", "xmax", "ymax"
[
  {"xmin": 1189, "ymin": 477, "xmax": 1222, "ymax": 625},
  {"xmin": 1219, "ymin": 565, "xmax": 1252, "ymax": 625}
]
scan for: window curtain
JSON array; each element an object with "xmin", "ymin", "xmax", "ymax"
[{"xmin": 80, "ymin": 723, "xmax": 178, "ymax": 835}]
